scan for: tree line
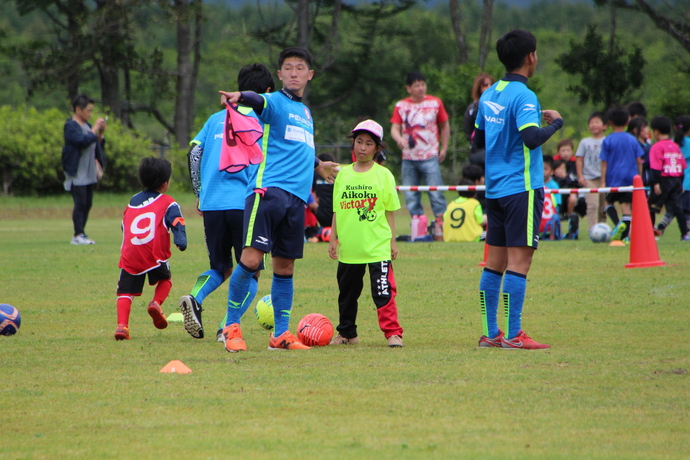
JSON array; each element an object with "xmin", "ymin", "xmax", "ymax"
[{"xmin": 0, "ymin": 0, "xmax": 689, "ymax": 196}]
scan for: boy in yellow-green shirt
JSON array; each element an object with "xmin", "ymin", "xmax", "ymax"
[{"xmin": 328, "ymin": 120, "xmax": 404, "ymax": 348}]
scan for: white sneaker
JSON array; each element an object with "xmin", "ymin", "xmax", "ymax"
[{"xmin": 71, "ymin": 234, "xmax": 95, "ymax": 245}]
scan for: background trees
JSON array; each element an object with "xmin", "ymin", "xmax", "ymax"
[{"xmin": 0, "ymin": 0, "xmax": 689, "ymax": 195}]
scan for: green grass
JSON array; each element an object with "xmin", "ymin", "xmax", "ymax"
[{"xmin": 1, "ymin": 193, "xmax": 689, "ymax": 459}]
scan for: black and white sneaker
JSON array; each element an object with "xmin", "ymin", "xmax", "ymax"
[
  {"xmin": 179, "ymin": 295, "xmax": 204, "ymax": 339},
  {"xmin": 216, "ymin": 329, "xmax": 224, "ymax": 343}
]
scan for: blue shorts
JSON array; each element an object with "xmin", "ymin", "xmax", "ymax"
[
  {"xmin": 243, "ymin": 187, "xmax": 305, "ymax": 259},
  {"xmin": 203, "ymin": 210, "xmax": 244, "ymax": 273},
  {"xmin": 486, "ymin": 188, "xmax": 544, "ymax": 249}
]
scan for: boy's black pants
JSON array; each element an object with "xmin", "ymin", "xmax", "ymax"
[{"xmin": 336, "ymin": 260, "xmax": 403, "ymax": 339}]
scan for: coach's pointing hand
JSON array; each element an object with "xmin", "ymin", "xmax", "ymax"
[{"xmin": 218, "ymin": 91, "xmax": 242, "ymax": 104}]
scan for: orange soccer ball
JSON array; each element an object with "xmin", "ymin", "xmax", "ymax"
[{"xmin": 297, "ymin": 313, "xmax": 334, "ymax": 347}]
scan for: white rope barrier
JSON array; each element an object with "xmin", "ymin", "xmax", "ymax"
[{"xmin": 396, "ymin": 185, "xmax": 646, "ymax": 194}]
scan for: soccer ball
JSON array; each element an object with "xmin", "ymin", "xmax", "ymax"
[
  {"xmin": 0, "ymin": 304, "xmax": 21, "ymax": 336},
  {"xmin": 254, "ymin": 295, "xmax": 274, "ymax": 330},
  {"xmin": 589, "ymin": 223, "xmax": 612, "ymax": 243},
  {"xmin": 297, "ymin": 313, "xmax": 334, "ymax": 347}
]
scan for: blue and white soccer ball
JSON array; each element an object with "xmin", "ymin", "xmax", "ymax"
[
  {"xmin": 589, "ymin": 223, "xmax": 612, "ymax": 243},
  {"xmin": 0, "ymin": 304, "xmax": 21, "ymax": 336}
]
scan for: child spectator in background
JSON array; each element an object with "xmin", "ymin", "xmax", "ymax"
[
  {"xmin": 328, "ymin": 120, "xmax": 404, "ymax": 348},
  {"xmin": 576, "ymin": 112, "xmax": 607, "ymax": 230},
  {"xmin": 627, "ymin": 101, "xmax": 648, "ymax": 120},
  {"xmin": 314, "ymin": 152, "xmax": 337, "ymax": 227},
  {"xmin": 647, "ymin": 116, "xmax": 689, "ymax": 241},
  {"xmin": 462, "ymin": 164, "xmax": 486, "ymax": 210},
  {"xmin": 627, "ymin": 117, "xmax": 651, "ymax": 185},
  {"xmin": 541, "ymin": 155, "xmax": 562, "ymax": 240},
  {"xmin": 114, "ymin": 156, "xmax": 187, "ymax": 340},
  {"xmin": 553, "ymin": 140, "xmax": 584, "ymax": 239},
  {"xmin": 554, "ymin": 139, "xmax": 577, "ymax": 178},
  {"xmin": 304, "ymin": 192, "xmax": 320, "ymax": 242},
  {"xmin": 654, "ymin": 115, "xmax": 690, "ymax": 236},
  {"xmin": 676, "ymin": 116, "xmax": 690, "ymax": 231},
  {"xmin": 443, "ymin": 178, "xmax": 485, "ymax": 242},
  {"xmin": 600, "ymin": 105, "xmax": 644, "ymax": 241}
]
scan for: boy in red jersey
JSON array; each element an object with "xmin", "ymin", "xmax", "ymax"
[{"xmin": 114, "ymin": 157, "xmax": 187, "ymax": 340}]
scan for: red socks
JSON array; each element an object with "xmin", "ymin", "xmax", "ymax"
[
  {"xmin": 116, "ymin": 296, "xmax": 132, "ymax": 325},
  {"xmin": 153, "ymin": 279, "xmax": 172, "ymax": 306},
  {"xmin": 117, "ymin": 279, "xmax": 172, "ymax": 326}
]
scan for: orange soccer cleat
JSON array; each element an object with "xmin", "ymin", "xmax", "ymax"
[
  {"xmin": 147, "ymin": 301, "xmax": 168, "ymax": 330},
  {"xmin": 268, "ymin": 330, "xmax": 310, "ymax": 350},
  {"xmin": 223, "ymin": 323, "xmax": 247, "ymax": 353}
]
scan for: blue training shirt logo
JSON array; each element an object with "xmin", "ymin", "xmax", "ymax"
[
  {"xmin": 483, "ymin": 101, "xmax": 505, "ymax": 115},
  {"xmin": 483, "ymin": 101, "xmax": 506, "ymax": 125}
]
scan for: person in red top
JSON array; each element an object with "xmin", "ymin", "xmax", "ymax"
[
  {"xmin": 390, "ymin": 71, "xmax": 450, "ymax": 224},
  {"xmin": 647, "ymin": 116, "xmax": 689, "ymax": 240},
  {"xmin": 114, "ymin": 156, "xmax": 187, "ymax": 340}
]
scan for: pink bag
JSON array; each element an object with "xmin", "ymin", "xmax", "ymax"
[{"xmin": 219, "ymin": 103, "xmax": 264, "ymax": 173}]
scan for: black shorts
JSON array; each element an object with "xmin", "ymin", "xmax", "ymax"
[
  {"xmin": 117, "ymin": 262, "xmax": 171, "ymax": 296},
  {"xmin": 243, "ymin": 187, "xmax": 305, "ymax": 259},
  {"xmin": 203, "ymin": 209, "xmax": 244, "ymax": 273},
  {"xmin": 486, "ymin": 188, "xmax": 544, "ymax": 249},
  {"xmin": 648, "ymin": 176, "xmax": 684, "ymax": 214},
  {"xmin": 605, "ymin": 192, "xmax": 632, "ymax": 204}
]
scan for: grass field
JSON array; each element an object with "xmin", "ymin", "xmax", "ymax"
[{"xmin": 1, "ymin": 193, "xmax": 689, "ymax": 459}]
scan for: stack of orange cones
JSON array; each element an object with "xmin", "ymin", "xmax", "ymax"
[{"xmin": 625, "ymin": 175, "xmax": 664, "ymax": 268}]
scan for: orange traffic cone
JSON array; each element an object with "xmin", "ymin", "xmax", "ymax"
[
  {"xmin": 625, "ymin": 175, "xmax": 664, "ymax": 268},
  {"xmin": 479, "ymin": 227, "xmax": 488, "ymax": 266},
  {"xmin": 479, "ymin": 241, "xmax": 488, "ymax": 266}
]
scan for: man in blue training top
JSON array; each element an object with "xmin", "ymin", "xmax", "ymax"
[
  {"xmin": 219, "ymin": 47, "xmax": 338, "ymax": 352},
  {"xmin": 179, "ymin": 64, "xmax": 275, "ymax": 342},
  {"xmin": 473, "ymin": 29, "xmax": 563, "ymax": 349}
]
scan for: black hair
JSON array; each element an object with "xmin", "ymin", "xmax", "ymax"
[
  {"xmin": 627, "ymin": 116, "xmax": 648, "ymax": 138},
  {"xmin": 318, "ymin": 152, "xmax": 336, "ymax": 163},
  {"xmin": 606, "ymin": 105, "xmax": 629, "ymax": 128},
  {"xmin": 674, "ymin": 115, "xmax": 690, "ymax": 147},
  {"xmin": 589, "ymin": 111, "xmax": 607, "ymax": 125},
  {"xmin": 405, "ymin": 71, "xmax": 426, "ymax": 86},
  {"xmin": 626, "ymin": 101, "xmax": 647, "ymax": 119},
  {"xmin": 552, "ymin": 159, "xmax": 565, "ymax": 171},
  {"xmin": 72, "ymin": 94, "xmax": 94, "ymax": 112},
  {"xmin": 278, "ymin": 47, "xmax": 312, "ymax": 69},
  {"xmin": 496, "ymin": 29, "xmax": 537, "ymax": 72},
  {"xmin": 650, "ymin": 116, "xmax": 672, "ymax": 135},
  {"xmin": 462, "ymin": 164, "xmax": 484, "ymax": 184},
  {"xmin": 457, "ymin": 178, "xmax": 476, "ymax": 198},
  {"xmin": 350, "ymin": 130, "xmax": 388, "ymax": 151},
  {"xmin": 543, "ymin": 154, "xmax": 554, "ymax": 169},
  {"xmin": 237, "ymin": 63, "xmax": 275, "ymax": 93},
  {"xmin": 138, "ymin": 156, "xmax": 172, "ymax": 191}
]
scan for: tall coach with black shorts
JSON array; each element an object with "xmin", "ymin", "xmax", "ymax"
[{"xmin": 473, "ymin": 30, "xmax": 563, "ymax": 349}]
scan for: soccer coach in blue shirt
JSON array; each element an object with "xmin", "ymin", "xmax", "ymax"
[{"xmin": 473, "ymin": 30, "xmax": 563, "ymax": 350}]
